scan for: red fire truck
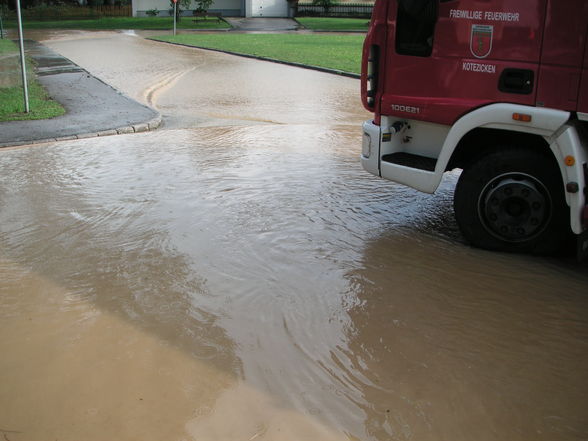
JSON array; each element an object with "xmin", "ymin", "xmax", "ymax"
[{"xmin": 360, "ymin": 0, "xmax": 588, "ymax": 257}]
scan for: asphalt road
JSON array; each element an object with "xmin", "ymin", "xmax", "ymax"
[
  {"xmin": 0, "ymin": 40, "xmax": 159, "ymax": 147},
  {"xmin": 1, "ymin": 30, "xmax": 587, "ymax": 441}
]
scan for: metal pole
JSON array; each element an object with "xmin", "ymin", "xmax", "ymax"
[
  {"xmin": 173, "ymin": 1, "xmax": 176, "ymax": 36},
  {"xmin": 16, "ymin": 0, "xmax": 29, "ymax": 113}
]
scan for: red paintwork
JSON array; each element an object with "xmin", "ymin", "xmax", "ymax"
[
  {"xmin": 537, "ymin": 0, "xmax": 588, "ymax": 111},
  {"xmin": 362, "ymin": 0, "xmax": 588, "ymax": 125},
  {"xmin": 360, "ymin": 0, "xmax": 389, "ymax": 125},
  {"xmin": 577, "ymin": 3, "xmax": 588, "ymax": 115}
]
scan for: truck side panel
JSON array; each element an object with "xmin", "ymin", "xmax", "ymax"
[
  {"xmin": 536, "ymin": 0, "xmax": 588, "ymax": 112},
  {"xmin": 360, "ymin": 0, "xmax": 389, "ymax": 124},
  {"xmin": 576, "ymin": 4, "xmax": 588, "ymax": 116},
  {"xmin": 381, "ymin": 0, "xmax": 546, "ymax": 126}
]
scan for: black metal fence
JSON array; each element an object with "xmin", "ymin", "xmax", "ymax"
[
  {"xmin": 2, "ymin": 5, "xmax": 131, "ymax": 20},
  {"xmin": 296, "ymin": 2, "xmax": 373, "ymax": 18}
]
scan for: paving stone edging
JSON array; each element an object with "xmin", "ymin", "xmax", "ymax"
[
  {"xmin": 0, "ymin": 40, "xmax": 162, "ymax": 149},
  {"xmin": 0, "ymin": 115, "xmax": 162, "ymax": 148}
]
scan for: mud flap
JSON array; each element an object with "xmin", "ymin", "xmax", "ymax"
[{"xmin": 577, "ymin": 230, "xmax": 588, "ymax": 262}]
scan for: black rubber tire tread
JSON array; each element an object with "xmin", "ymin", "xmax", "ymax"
[{"xmin": 454, "ymin": 147, "xmax": 570, "ymax": 254}]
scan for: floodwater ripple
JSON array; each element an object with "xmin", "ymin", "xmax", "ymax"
[
  {"xmin": 1, "ymin": 31, "xmax": 587, "ymax": 441},
  {"xmin": 3, "ymin": 125, "xmax": 586, "ymax": 440}
]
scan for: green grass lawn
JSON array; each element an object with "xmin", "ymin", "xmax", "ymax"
[
  {"xmin": 0, "ymin": 81, "xmax": 65, "ymax": 121},
  {"xmin": 152, "ymin": 33, "xmax": 365, "ymax": 74},
  {"xmin": 296, "ymin": 17, "xmax": 369, "ymax": 32},
  {"xmin": 0, "ymin": 40, "xmax": 65, "ymax": 122},
  {"xmin": 2, "ymin": 16, "xmax": 230, "ymax": 30},
  {"xmin": 0, "ymin": 38, "xmax": 17, "ymax": 55}
]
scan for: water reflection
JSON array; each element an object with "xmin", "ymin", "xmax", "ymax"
[
  {"xmin": 0, "ymin": 135, "xmax": 240, "ymax": 440},
  {"xmin": 3, "ymin": 122, "xmax": 586, "ymax": 440},
  {"xmin": 1, "ymin": 30, "xmax": 587, "ymax": 441},
  {"xmin": 343, "ymin": 232, "xmax": 588, "ymax": 441}
]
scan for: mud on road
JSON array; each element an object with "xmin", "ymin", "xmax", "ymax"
[{"xmin": 1, "ymin": 31, "xmax": 587, "ymax": 441}]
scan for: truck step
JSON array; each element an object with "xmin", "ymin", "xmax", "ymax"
[{"xmin": 381, "ymin": 153, "xmax": 437, "ymax": 172}]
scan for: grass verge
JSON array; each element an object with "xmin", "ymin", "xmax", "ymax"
[
  {"xmin": 296, "ymin": 17, "xmax": 369, "ymax": 32},
  {"xmin": 0, "ymin": 81, "xmax": 65, "ymax": 121},
  {"xmin": 0, "ymin": 40, "xmax": 65, "ymax": 122},
  {"xmin": 0, "ymin": 38, "xmax": 17, "ymax": 55},
  {"xmin": 152, "ymin": 33, "xmax": 364, "ymax": 74},
  {"xmin": 2, "ymin": 16, "xmax": 230, "ymax": 30}
]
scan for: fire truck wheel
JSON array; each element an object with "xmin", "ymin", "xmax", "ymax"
[{"xmin": 453, "ymin": 148, "xmax": 569, "ymax": 254}]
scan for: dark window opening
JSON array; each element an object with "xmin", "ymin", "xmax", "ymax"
[{"xmin": 396, "ymin": 0, "xmax": 438, "ymax": 57}]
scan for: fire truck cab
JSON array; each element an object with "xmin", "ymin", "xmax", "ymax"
[{"xmin": 360, "ymin": 0, "xmax": 588, "ymax": 256}]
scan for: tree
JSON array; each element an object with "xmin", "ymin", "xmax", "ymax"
[
  {"xmin": 169, "ymin": 0, "xmax": 190, "ymax": 21},
  {"xmin": 195, "ymin": 0, "xmax": 213, "ymax": 13},
  {"xmin": 312, "ymin": 0, "xmax": 335, "ymax": 15}
]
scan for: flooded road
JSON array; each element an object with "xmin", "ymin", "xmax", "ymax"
[{"xmin": 1, "ymin": 31, "xmax": 587, "ymax": 441}]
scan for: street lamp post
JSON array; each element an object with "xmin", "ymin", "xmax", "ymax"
[
  {"xmin": 173, "ymin": 0, "xmax": 177, "ymax": 36},
  {"xmin": 16, "ymin": 0, "xmax": 30, "ymax": 113}
]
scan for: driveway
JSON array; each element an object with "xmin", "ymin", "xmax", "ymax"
[{"xmin": 225, "ymin": 17, "xmax": 300, "ymax": 31}]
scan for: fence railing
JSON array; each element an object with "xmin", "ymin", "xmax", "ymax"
[
  {"xmin": 3, "ymin": 5, "xmax": 132, "ymax": 20},
  {"xmin": 296, "ymin": 3, "xmax": 373, "ymax": 18},
  {"xmin": 94, "ymin": 5, "xmax": 132, "ymax": 16}
]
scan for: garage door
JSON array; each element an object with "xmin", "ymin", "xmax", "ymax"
[{"xmin": 250, "ymin": 0, "xmax": 288, "ymax": 17}]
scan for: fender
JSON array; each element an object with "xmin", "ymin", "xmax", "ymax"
[
  {"xmin": 549, "ymin": 124, "xmax": 588, "ymax": 234},
  {"xmin": 435, "ymin": 103, "xmax": 571, "ymax": 174},
  {"xmin": 377, "ymin": 104, "xmax": 570, "ymax": 194},
  {"xmin": 435, "ymin": 104, "xmax": 585, "ymax": 234}
]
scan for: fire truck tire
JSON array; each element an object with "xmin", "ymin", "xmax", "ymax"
[{"xmin": 453, "ymin": 147, "xmax": 569, "ymax": 254}]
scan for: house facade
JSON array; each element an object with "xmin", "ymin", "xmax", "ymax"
[{"xmin": 132, "ymin": 0, "xmax": 291, "ymax": 18}]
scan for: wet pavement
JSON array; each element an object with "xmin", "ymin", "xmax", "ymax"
[
  {"xmin": 224, "ymin": 17, "xmax": 300, "ymax": 31},
  {"xmin": 1, "ymin": 31, "xmax": 588, "ymax": 441},
  {"xmin": 0, "ymin": 40, "xmax": 159, "ymax": 147}
]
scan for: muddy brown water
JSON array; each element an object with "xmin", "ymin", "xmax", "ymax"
[{"xmin": 1, "ymin": 31, "xmax": 587, "ymax": 441}]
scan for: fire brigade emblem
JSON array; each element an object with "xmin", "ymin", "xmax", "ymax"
[{"xmin": 470, "ymin": 24, "xmax": 493, "ymax": 58}]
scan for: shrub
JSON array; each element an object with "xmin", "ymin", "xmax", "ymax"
[
  {"xmin": 312, "ymin": 0, "xmax": 336, "ymax": 14},
  {"xmin": 195, "ymin": 0, "xmax": 213, "ymax": 13},
  {"xmin": 169, "ymin": 0, "xmax": 190, "ymax": 21}
]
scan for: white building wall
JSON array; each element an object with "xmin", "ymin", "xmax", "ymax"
[{"xmin": 133, "ymin": 0, "xmax": 242, "ymax": 17}]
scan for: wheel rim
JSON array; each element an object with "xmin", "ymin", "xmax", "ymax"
[{"xmin": 478, "ymin": 173, "xmax": 552, "ymax": 243}]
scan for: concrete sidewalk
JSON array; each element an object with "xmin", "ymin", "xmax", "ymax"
[
  {"xmin": 0, "ymin": 41, "xmax": 160, "ymax": 148},
  {"xmin": 224, "ymin": 18, "xmax": 300, "ymax": 32}
]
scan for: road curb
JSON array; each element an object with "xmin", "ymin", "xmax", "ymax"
[
  {"xmin": 0, "ymin": 114, "xmax": 162, "ymax": 149},
  {"xmin": 150, "ymin": 39, "xmax": 361, "ymax": 80},
  {"xmin": 0, "ymin": 41, "xmax": 163, "ymax": 149}
]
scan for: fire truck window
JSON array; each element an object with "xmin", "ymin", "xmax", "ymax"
[{"xmin": 396, "ymin": 0, "xmax": 437, "ymax": 57}]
